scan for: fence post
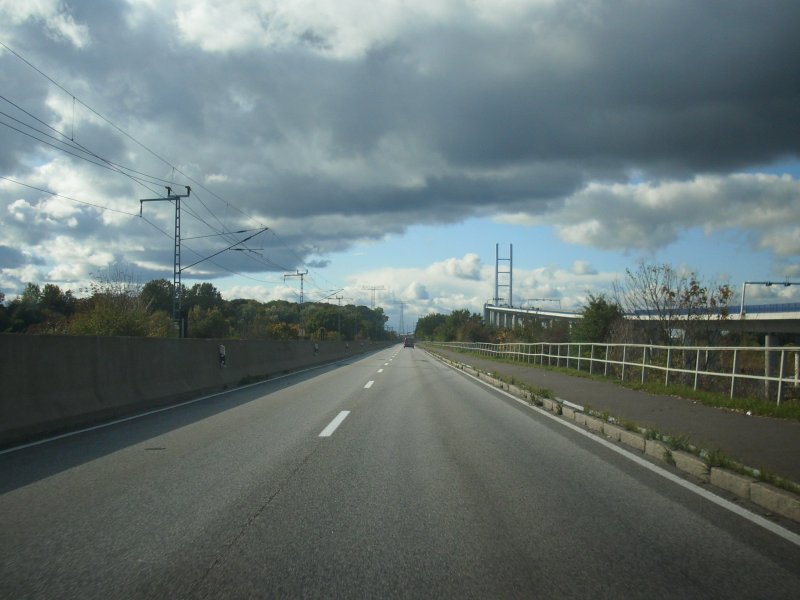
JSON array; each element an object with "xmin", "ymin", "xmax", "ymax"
[
  {"xmin": 589, "ymin": 344, "xmax": 595, "ymax": 375},
  {"xmin": 621, "ymin": 346, "xmax": 627, "ymax": 382},
  {"xmin": 604, "ymin": 345, "xmax": 609, "ymax": 377},
  {"xmin": 730, "ymin": 349, "xmax": 739, "ymax": 399},
  {"xmin": 777, "ymin": 349, "xmax": 785, "ymax": 406},
  {"xmin": 795, "ymin": 351, "xmax": 799, "ymax": 388},
  {"xmin": 765, "ymin": 334, "xmax": 777, "ymax": 401},
  {"xmin": 694, "ymin": 349, "xmax": 701, "ymax": 390},
  {"xmin": 665, "ymin": 347, "xmax": 671, "ymax": 387},
  {"xmin": 578, "ymin": 344, "xmax": 582, "ymax": 372},
  {"xmin": 641, "ymin": 345, "xmax": 648, "ymax": 384}
]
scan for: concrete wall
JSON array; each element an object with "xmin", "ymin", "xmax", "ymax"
[{"xmin": 0, "ymin": 334, "xmax": 389, "ymax": 447}]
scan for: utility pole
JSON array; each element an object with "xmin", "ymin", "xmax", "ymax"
[
  {"xmin": 284, "ymin": 270, "xmax": 309, "ymax": 337},
  {"xmin": 387, "ymin": 299, "xmax": 408, "ymax": 335},
  {"xmin": 140, "ymin": 186, "xmax": 191, "ymax": 330},
  {"xmin": 362, "ymin": 285, "xmax": 385, "ymax": 309}
]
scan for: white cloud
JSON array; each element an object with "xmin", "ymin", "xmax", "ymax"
[
  {"xmin": 3, "ymin": 0, "xmax": 800, "ymax": 305},
  {"xmin": 171, "ymin": 0, "xmax": 451, "ymax": 58},
  {"xmin": 0, "ymin": 0, "xmax": 90, "ymax": 47},
  {"xmin": 403, "ymin": 281, "xmax": 429, "ymax": 300},
  {"xmin": 570, "ymin": 260, "xmax": 596, "ymax": 276},
  {"xmin": 500, "ymin": 173, "xmax": 800, "ymax": 256},
  {"xmin": 435, "ymin": 253, "xmax": 483, "ymax": 280},
  {"xmin": 39, "ymin": 235, "xmax": 115, "ymax": 268},
  {"xmin": 220, "ymin": 284, "xmax": 292, "ymax": 303},
  {"xmin": 340, "ymin": 253, "xmax": 619, "ymax": 326},
  {"xmin": 205, "ymin": 173, "xmax": 229, "ymax": 184},
  {"xmin": 8, "ymin": 199, "xmax": 33, "ymax": 222}
]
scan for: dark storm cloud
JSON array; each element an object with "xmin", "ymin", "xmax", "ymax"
[
  {"xmin": 412, "ymin": 2, "xmax": 800, "ymax": 173},
  {"xmin": 0, "ymin": 245, "xmax": 34, "ymax": 268},
  {"xmin": 2, "ymin": 0, "xmax": 799, "ymax": 286},
  {"xmin": 187, "ymin": 0, "xmax": 800, "ymax": 221}
]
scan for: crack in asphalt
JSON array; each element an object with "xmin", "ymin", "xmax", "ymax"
[{"xmin": 183, "ymin": 441, "xmax": 325, "ymax": 598}]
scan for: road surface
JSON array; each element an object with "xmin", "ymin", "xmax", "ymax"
[{"xmin": 2, "ymin": 345, "xmax": 799, "ymax": 598}]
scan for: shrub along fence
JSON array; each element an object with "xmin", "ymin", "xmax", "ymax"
[{"xmin": 428, "ymin": 341, "xmax": 800, "ymax": 405}]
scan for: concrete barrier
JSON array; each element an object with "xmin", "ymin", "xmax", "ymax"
[{"xmin": 0, "ymin": 334, "xmax": 390, "ymax": 447}]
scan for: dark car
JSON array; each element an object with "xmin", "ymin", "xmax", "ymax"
[{"xmin": 403, "ymin": 337, "xmax": 415, "ymax": 348}]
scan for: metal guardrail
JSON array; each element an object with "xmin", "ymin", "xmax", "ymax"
[{"xmin": 428, "ymin": 341, "xmax": 800, "ymax": 405}]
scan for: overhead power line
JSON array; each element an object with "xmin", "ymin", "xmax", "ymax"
[
  {"xmin": 0, "ymin": 175, "xmax": 138, "ymax": 216},
  {"xmin": 1, "ymin": 40, "xmax": 328, "ymax": 288}
]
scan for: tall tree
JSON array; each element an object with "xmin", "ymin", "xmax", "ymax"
[
  {"xmin": 141, "ymin": 279, "xmax": 174, "ymax": 314},
  {"xmin": 572, "ymin": 294, "xmax": 624, "ymax": 343},
  {"xmin": 184, "ymin": 282, "xmax": 223, "ymax": 312},
  {"xmin": 187, "ymin": 306, "xmax": 231, "ymax": 339},
  {"xmin": 67, "ymin": 265, "xmax": 148, "ymax": 336},
  {"xmin": 613, "ymin": 262, "xmax": 732, "ymax": 345},
  {"xmin": 6, "ymin": 283, "xmax": 42, "ymax": 332},
  {"xmin": 37, "ymin": 284, "xmax": 76, "ymax": 333}
]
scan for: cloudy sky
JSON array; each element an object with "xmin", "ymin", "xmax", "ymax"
[{"xmin": 2, "ymin": 0, "xmax": 799, "ymax": 332}]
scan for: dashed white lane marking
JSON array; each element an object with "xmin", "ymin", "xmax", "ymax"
[
  {"xmin": 364, "ymin": 380, "xmax": 375, "ymax": 389},
  {"xmin": 378, "ymin": 369, "xmax": 384, "ymax": 373},
  {"xmin": 319, "ymin": 411, "xmax": 350, "ymax": 437}
]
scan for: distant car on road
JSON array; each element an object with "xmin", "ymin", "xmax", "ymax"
[{"xmin": 403, "ymin": 337, "xmax": 415, "ymax": 348}]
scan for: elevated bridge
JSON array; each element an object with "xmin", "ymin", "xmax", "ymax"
[{"xmin": 484, "ymin": 302, "xmax": 800, "ymax": 335}]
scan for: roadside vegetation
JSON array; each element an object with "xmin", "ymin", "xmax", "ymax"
[
  {"xmin": 415, "ymin": 261, "xmax": 799, "ymax": 419},
  {"xmin": 0, "ymin": 266, "xmax": 389, "ymax": 340}
]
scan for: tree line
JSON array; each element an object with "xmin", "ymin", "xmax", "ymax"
[
  {"xmin": 3, "ymin": 262, "xmax": 777, "ymax": 345},
  {"xmin": 0, "ymin": 274, "xmax": 389, "ymax": 341}
]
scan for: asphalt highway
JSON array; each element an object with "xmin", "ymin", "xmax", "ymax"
[{"xmin": 2, "ymin": 345, "xmax": 799, "ymax": 598}]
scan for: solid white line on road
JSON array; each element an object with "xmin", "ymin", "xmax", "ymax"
[
  {"xmin": 378, "ymin": 369, "xmax": 384, "ymax": 373},
  {"xmin": 319, "ymin": 411, "xmax": 350, "ymax": 437},
  {"xmin": 437, "ymin": 355, "xmax": 800, "ymax": 549},
  {"xmin": 364, "ymin": 380, "xmax": 375, "ymax": 389}
]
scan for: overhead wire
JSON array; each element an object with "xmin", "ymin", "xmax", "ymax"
[
  {"xmin": 0, "ymin": 95, "xmax": 178, "ymax": 191},
  {"xmin": 0, "ymin": 94, "xmax": 185, "ymax": 193},
  {"xmin": 0, "ymin": 90, "xmax": 277, "ymax": 268},
  {"xmin": 0, "ymin": 175, "xmax": 138, "ymax": 216},
  {"xmin": 1, "ymin": 40, "xmax": 337, "ymax": 290},
  {"xmin": 0, "ymin": 175, "xmax": 282, "ymax": 285}
]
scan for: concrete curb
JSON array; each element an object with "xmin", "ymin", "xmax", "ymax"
[
  {"xmin": 429, "ymin": 349, "xmax": 800, "ymax": 525},
  {"xmin": 672, "ymin": 451, "xmax": 710, "ymax": 482}
]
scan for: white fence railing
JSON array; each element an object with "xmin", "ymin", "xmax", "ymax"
[{"xmin": 427, "ymin": 341, "xmax": 800, "ymax": 405}]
